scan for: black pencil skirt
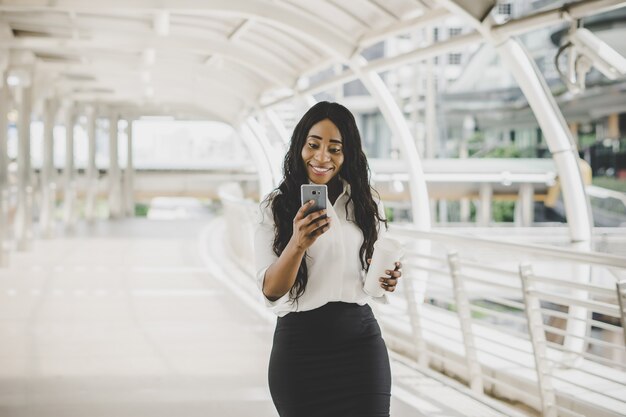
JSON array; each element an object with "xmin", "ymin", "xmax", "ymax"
[{"xmin": 268, "ymin": 301, "xmax": 391, "ymax": 417}]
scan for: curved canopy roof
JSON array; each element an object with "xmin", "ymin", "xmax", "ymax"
[{"xmin": 0, "ymin": 0, "xmax": 444, "ymax": 123}]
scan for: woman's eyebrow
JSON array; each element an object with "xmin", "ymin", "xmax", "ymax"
[{"xmin": 307, "ymin": 135, "xmax": 342, "ymax": 144}]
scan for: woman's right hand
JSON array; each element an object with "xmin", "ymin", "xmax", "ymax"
[{"xmin": 290, "ymin": 200, "xmax": 331, "ymax": 252}]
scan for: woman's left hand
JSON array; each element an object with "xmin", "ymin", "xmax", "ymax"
[{"xmin": 367, "ymin": 259, "xmax": 402, "ymax": 292}]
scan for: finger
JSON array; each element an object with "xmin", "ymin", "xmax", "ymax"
[
  {"xmin": 385, "ymin": 269, "xmax": 401, "ymax": 278},
  {"xmin": 294, "ymin": 200, "xmax": 314, "ymax": 221},
  {"xmin": 305, "ymin": 214, "xmax": 330, "ymax": 232},
  {"xmin": 367, "ymin": 258, "xmax": 372, "ymax": 265},
  {"xmin": 304, "ymin": 209, "xmax": 327, "ymax": 226},
  {"xmin": 394, "ymin": 261, "xmax": 402, "ymax": 271},
  {"xmin": 307, "ymin": 217, "xmax": 331, "ymax": 237},
  {"xmin": 309, "ymin": 223, "xmax": 330, "ymax": 239},
  {"xmin": 379, "ymin": 277, "xmax": 398, "ymax": 286}
]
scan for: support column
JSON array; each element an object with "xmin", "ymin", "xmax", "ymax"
[
  {"xmin": 460, "ymin": 115, "xmax": 473, "ymax": 223},
  {"xmin": 239, "ymin": 124, "xmax": 274, "ymax": 198},
  {"xmin": 40, "ymin": 97, "xmax": 57, "ymax": 238},
  {"xmin": 14, "ymin": 73, "xmax": 34, "ymax": 251},
  {"xmin": 496, "ymin": 40, "xmax": 592, "ymax": 359},
  {"xmin": 607, "ymin": 113, "xmax": 619, "ymax": 139},
  {"xmin": 246, "ymin": 116, "xmax": 281, "ymax": 188},
  {"xmin": 425, "ymin": 26, "xmax": 438, "ymax": 160},
  {"xmin": 478, "ymin": 183, "xmax": 492, "ymax": 226},
  {"xmin": 62, "ymin": 105, "xmax": 76, "ymax": 229},
  {"xmin": 516, "ymin": 183, "xmax": 534, "ymax": 227},
  {"xmin": 438, "ymin": 1, "xmax": 593, "ymax": 359},
  {"xmin": 264, "ymin": 109, "xmax": 289, "ymax": 146},
  {"xmin": 85, "ymin": 106, "xmax": 97, "ymax": 222},
  {"xmin": 349, "ymin": 56, "xmax": 432, "ymax": 367},
  {"xmin": 124, "ymin": 119, "xmax": 135, "ymax": 217},
  {"xmin": 108, "ymin": 112, "xmax": 121, "ymax": 218},
  {"xmin": 349, "ymin": 57, "xmax": 431, "ymax": 228},
  {"xmin": 438, "ymin": 200, "xmax": 448, "ymax": 224},
  {"xmin": 0, "ymin": 70, "xmax": 9, "ymax": 265}
]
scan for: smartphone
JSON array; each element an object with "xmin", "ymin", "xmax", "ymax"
[{"xmin": 301, "ymin": 184, "xmax": 327, "ymax": 217}]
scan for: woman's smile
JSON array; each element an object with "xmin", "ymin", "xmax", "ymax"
[{"xmin": 308, "ymin": 163, "xmax": 334, "ymax": 177}]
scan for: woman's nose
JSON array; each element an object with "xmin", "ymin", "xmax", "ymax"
[{"xmin": 314, "ymin": 148, "xmax": 331, "ymax": 162}]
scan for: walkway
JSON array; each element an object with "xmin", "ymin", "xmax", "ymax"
[{"xmin": 0, "ymin": 218, "xmax": 525, "ymax": 416}]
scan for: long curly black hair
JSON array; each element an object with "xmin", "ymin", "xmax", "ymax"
[{"xmin": 262, "ymin": 101, "xmax": 387, "ymax": 304}]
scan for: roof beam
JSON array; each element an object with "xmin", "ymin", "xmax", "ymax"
[
  {"xmin": 0, "ymin": 34, "xmax": 293, "ymax": 86},
  {"xmin": 0, "ymin": 0, "xmax": 357, "ymax": 58},
  {"xmin": 39, "ymin": 60, "xmax": 264, "ymax": 97},
  {"xmin": 357, "ymin": 7, "xmax": 449, "ymax": 49},
  {"xmin": 263, "ymin": 0, "xmax": 625, "ymax": 108}
]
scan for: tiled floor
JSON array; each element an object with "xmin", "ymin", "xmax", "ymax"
[{"xmin": 0, "ymin": 218, "xmax": 520, "ymax": 417}]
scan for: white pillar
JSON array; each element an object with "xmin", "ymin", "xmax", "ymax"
[
  {"xmin": 124, "ymin": 119, "xmax": 135, "ymax": 217},
  {"xmin": 349, "ymin": 57, "xmax": 431, "ymax": 229},
  {"xmin": 495, "ymin": 39, "xmax": 591, "ymax": 360},
  {"xmin": 108, "ymin": 112, "xmax": 121, "ymax": 218},
  {"xmin": 62, "ymin": 105, "xmax": 76, "ymax": 229},
  {"xmin": 264, "ymin": 109, "xmax": 289, "ymax": 146},
  {"xmin": 438, "ymin": 200, "xmax": 448, "ymax": 224},
  {"xmin": 460, "ymin": 115, "xmax": 473, "ymax": 223},
  {"xmin": 495, "ymin": 40, "xmax": 592, "ymax": 242},
  {"xmin": 14, "ymin": 78, "xmax": 34, "ymax": 251},
  {"xmin": 440, "ymin": 1, "xmax": 594, "ymax": 361},
  {"xmin": 246, "ymin": 117, "xmax": 282, "ymax": 188},
  {"xmin": 425, "ymin": 26, "xmax": 437, "ymax": 160},
  {"xmin": 39, "ymin": 98, "xmax": 58, "ymax": 237},
  {"xmin": 0, "ymin": 71, "xmax": 9, "ymax": 265},
  {"xmin": 478, "ymin": 183, "xmax": 492, "ymax": 226},
  {"xmin": 349, "ymin": 57, "xmax": 432, "ymax": 367},
  {"xmin": 239, "ymin": 124, "xmax": 274, "ymax": 198},
  {"xmin": 516, "ymin": 183, "xmax": 534, "ymax": 227},
  {"xmin": 85, "ymin": 106, "xmax": 97, "ymax": 222}
]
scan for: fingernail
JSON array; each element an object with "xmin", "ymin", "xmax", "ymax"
[
  {"xmin": 385, "ymin": 270, "xmax": 390, "ymax": 274},
  {"xmin": 379, "ymin": 278, "xmax": 383, "ymax": 282}
]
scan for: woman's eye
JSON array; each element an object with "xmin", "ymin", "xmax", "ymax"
[
  {"xmin": 330, "ymin": 148, "xmax": 342, "ymax": 153},
  {"xmin": 308, "ymin": 142, "xmax": 318, "ymax": 149}
]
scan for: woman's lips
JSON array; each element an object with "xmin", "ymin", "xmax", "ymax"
[{"xmin": 309, "ymin": 164, "xmax": 333, "ymax": 175}]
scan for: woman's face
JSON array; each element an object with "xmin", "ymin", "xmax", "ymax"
[{"xmin": 301, "ymin": 119, "xmax": 344, "ymax": 184}]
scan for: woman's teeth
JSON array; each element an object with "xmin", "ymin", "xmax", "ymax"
[{"xmin": 311, "ymin": 165, "xmax": 331, "ymax": 174}]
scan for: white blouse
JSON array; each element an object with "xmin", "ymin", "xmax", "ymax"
[{"xmin": 254, "ymin": 181, "xmax": 389, "ymax": 317}]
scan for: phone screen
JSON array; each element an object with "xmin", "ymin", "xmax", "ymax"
[{"xmin": 301, "ymin": 184, "xmax": 327, "ymax": 217}]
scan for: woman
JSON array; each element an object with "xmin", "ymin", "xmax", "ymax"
[{"xmin": 254, "ymin": 101, "xmax": 402, "ymax": 417}]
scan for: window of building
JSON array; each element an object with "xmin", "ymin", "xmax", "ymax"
[
  {"xmin": 433, "ymin": 27, "xmax": 439, "ymax": 42},
  {"xmin": 448, "ymin": 53, "xmax": 461, "ymax": 65},
  {"xmin": 448, "ymin": 27, "xmax": 462, "ymax": 37},
  {"xmin": 498, "ymin": 3, "xmax": 512, "ymax": 15}
]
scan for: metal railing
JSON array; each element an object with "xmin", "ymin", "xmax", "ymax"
[
  {"xmin": 218, "ymin": 188, "xmax": 626, "ymax": 417},
  {"xmin": 384, "ymin": 226, "xmax": 626, "ymax": 417}
]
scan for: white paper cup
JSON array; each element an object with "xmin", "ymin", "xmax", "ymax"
[{"xmin": 364, "ymin": 237, "xmax": 403, "ymax": 297}]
